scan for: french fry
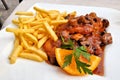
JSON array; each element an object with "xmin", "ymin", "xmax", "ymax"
[
  {"xmin": 23, "ymin": 25, "xmax": 28, "ymax": 29},
  {"xmin": 28, "ymin": 40, "xmax": 34, "ymax": 45},
  {"xmin": 38, "ymin": 28, "xmax": 46, "ymax": 33},
  {"xmin": 21, "ymin": 29, "xmax": 35, "ymax": 33},
  {"xmin": 61, "ymin": 11, "xmax": 67, "ymax": 17},
  {"xmin": 35, "ymin": 14, "xmax": 40, "ymax": 20},
  {"xmin": 14, "ymin": 36, "xmax": 20, "ymax": 48},
  {"xmin": 6, "ymin": 28, "xmax": 35, "ymax": 33},
  {"xmin": 15, "ymin": 11, "xmax": 34, "ymax": 16},
  {"xmin": 9, "ymin": 45, "xmax": 23, "ymax": 64},
  {"xmin": 37, "ymin": 34, "xmax": 44, "ymax": 39},
  {"xmin": 20, "ymin": 35, "xmax": 29, "ymax": 49},
  {"xmin": 50, "ymin": 25, "xmax": 54, "ymax": 29},
  {"xmin": 6, "ymin": 28, "xmax": 18, "ymax": 34},
  {"xmin": 19, "ymin": 52, "xmax": 44, "ymax": 62},
  {"xmin": 48, "ymin": 10, "xmax": 60, "ymax": 19},
  {"xmin": 22, "ymin": 49, "xmax": 32, "ymax": 53},
  {"xmin": 22, "ymin": 17, "xmax": 35, "ymax": 24},
  {"xmin": 32, "ymin": 30, "xmax": 39, "ymax": 38},
  {"xmin": 24, "ymin": 33, "xmax": 38, "ymax": 44},
  {"xmin": 37, "ymin": 36, "xmax": 48, "ymax": 48},
  {"xmin": 37, "ymin": 18, "xmax": 48, "ymax": 22},
  {"xmin": 18, "ymin": 23, "xmax": 24, "ymax": 29},
  {"xmin": 56, "ymin": 14, "xmax": 61, "ymax": 20},
  {"xmin": 33, "ymin": 6, "xmax": 48, "ymax": 14},
  {"xmin": 27, "ymin": 24, "xmax": 31, "ymax": 28},
  {"xmin": 40, "ymin": 12, "xmax": 49, "ymax": 18},
  {"xmin": 69, "ymin": 11, "xmax": 76, "ymax": 17},
  {"xmin": 28, "ymin": 47, "xmax": 48, "ymax": 60},
  {"xmin": 18, "ymin": 17, "xmax": 24, "ymax": 23},
  {"xmin": 18, "ymin": 17, "xmax": 31, "ymax": 21},
  {"xmin": 30, "ymin": 21, "xmax": 43, "ymax": 26},
  {"xmin": 43, "ymin": 22, "xmax": 58, "ymax": 41},
  {"xmin": 37, "ymin": 12, "xmax": 43, "ymax": 18},
  {"xmin": 12, "ymin": 20, "xmax": 19, "ymax": 25},
  {"xmin": 9, "ymin": 36, "xmax": 19, "ymax": 59},
  {"xmin": 51, "ymin": 20, "xmax": 68, "ymax": 24},
  {"xmin": 35, "ymin": 12, "xmax": 43, "ymax": 20},
  {"xmin": 31, "ymin": 25, "xmax": 43, "ymax": 29},
  {"xmin": 20, "ymin": 29, "xmax": 35, "ymax": 33}
]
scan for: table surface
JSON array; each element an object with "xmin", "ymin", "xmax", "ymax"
[{"xmin": 2, "ymin": 0, "xmax": 120, "ymax": 28}]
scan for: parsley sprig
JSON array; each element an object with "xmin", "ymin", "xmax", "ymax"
[
  {"xmin": 74, "ymin": 46, "xmax": 92, "ymax": 75},
  {"xmin": 74, "ymin": 46, "xmax": 91, "ymax": 61},
  {"xmin": 61, "ymin": 36, "xmax": 92, "ymax": 75},
  {"xmin": 62, "ymin": 54, "xmax": 73, "ymax": 68},
  {"xmin": 61, "ymin": 36, "xmax": 74, "ymax": 49}
]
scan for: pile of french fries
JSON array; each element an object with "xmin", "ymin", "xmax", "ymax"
[{"xmin": 6, "ymin": 6, "xmax": 76, "ymax": 64}]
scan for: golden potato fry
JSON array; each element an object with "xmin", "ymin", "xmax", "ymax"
[
  {"xmin": 18, "ymin": 23, "xmax": 24, "ymax": 29},
  {"xmin": 23, "ymin": 25, "xmax": 28, "ymax": 29},
  {"xmin": 9, "ymin": 45, "xmax": 23, "ymax": 64},
  {"xmin": 37, "ymin": 34, "xmax": 45, "ymax": 39},
  {"xmin": 38, "ymin": 28, "xmax": 46, "ymax": 33},
  {"xmin": 21, "ymin": 29, "xmax": 35, "ymax": 33},
  {"xmin": 48, "ymin": 10, "xmax": 60, "ymax": 19},
  {"xmin": 28, "ymin": 47, "xmax": 48, "ymax": 60},
  {"xmin": 37, "ymin": 18, "xmax": 47, "ymax": 22},
  {"xmin": 69, "ymin": 11, "xmax": 76, "ymax": 17},
  {"xmin": 30, "ymin": 21, "xmax": 43, "ymax": 26},
  {"xmin": 45, "ymin": 17, "xmax": 51, "ymax": 22},
  {"xmin": 32, "ymin": 30, "xmax": 38, "ymax": 38},
  {"xmin": 19, "ymin": 52, "xmax": 44, "ymax": 62},
  {"xmin": 20, "ymin": 34, "xmax": 29, "ymax": 49},
  {"xmin": 18, "ymin": 17, "xmax": 31, "ymax": 21},
  {"xmin": 24, "ymin": 33, "xmax": 38, "ymax": 44},
  {"xmin": 35, "ymin": 12, "xmax": 44, "ymax": 20},
  {"xmin": 33, "ymin": 6, "xmax": 48, "ymax": 14},
  {"xmin": 35, "ymin": 14, "xmax": 40, "ymax": 20},
  {"xmin": 18, "ymin": 17, "xmax": 35, "ymax": 24},
  {"xmin": 31, "ymin": 25, "xmax": 43, "ymax": 30},
  {"xmin": 37, "ymin": 12, "xmax": 43, "ymax": 18},
  {"xmin": 15, "ymin": 11, "xmax": 34, "ymax": 16},
  {"xmin": 28, "ymin": 40, "xmax": 34, "ymax": 45},
  {"xmin": 50, "ymin": 25, "xmax": 54, "ymax": 29},
  {"xmin": 61, "ymin": 11, "xmax": 67, "ymax": 17},
  {"xmin": 40, "ymin": 12, "xmax": 49, "ymax": 18},
  {"xmin": 6, "ymin": 28, "xmax": 35, "ymax": 33},
  {"xmin": 27, "ymin": 23, "xmax": 31, "ymax": 28},
  {"xmin": 6, "ymin": 28, "xmax": 18, "ymax": 33},
  {"xmin": 14, "ymin": 36, "xmax": 20, "ymax": 48},
  {"xmin": 18, "ymin": 17, "xmax": 24, "ymax": 23},
  {"xmin": 9, "ymin": 36, "xmax": 19, "ymax": 58},
  {"xmin": 22, "ymin": 49, "xmax": 32, "ymax": 53},
  {"xmin": 43, "ymin": 22, "xmax": 58, "ymax": 41},
  {"xmin": 22, "ymin": 17, "xmax": 35, "ymax": 24},
  {"xmin": 51, "ymin": 20, "xmax": 68, "ymax": 24},
  {"xmin": 56, "ymin": 14, "xmax": 61, "ymax": 20},
  {"xmin": 12, "ymin": 20, "xmax": 19, "ymax": 25},
  {"xmin": 37, "ymin": 36, "xmax": 48, "ymax": 48}
]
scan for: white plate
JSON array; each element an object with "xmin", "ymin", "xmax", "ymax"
[{"xmin": 0, "ymin": 3, "xmax": 120, "ymax": 80}]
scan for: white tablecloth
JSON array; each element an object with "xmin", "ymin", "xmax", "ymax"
[{"xmin": 2, "ymin": 0, "xmax": 120, "ymax": 28}]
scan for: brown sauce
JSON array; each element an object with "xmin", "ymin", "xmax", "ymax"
[{"xmin": 93, "ymin": 51, "xmax": 104, "ymax": 75}]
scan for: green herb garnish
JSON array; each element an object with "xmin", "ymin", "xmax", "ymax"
[
  {"xmin": 62, "ymin": 54, "xmax": 73, "ymax": 68},
  {"xmin": 61, "ymin": 36, "xmax": 74, "ymax": 49},
  {"xmin": 75, "ymin": 46, "xmax": 91, "ymax": 61},
  {"xmin": 75, "ymin": 59, "xmax": 92, "ymax": 74},
  {"xmin": 61, "ymin": 36, "xmax": 92, "ymax": 75},
  {"xmin": 73, "ymin": 46, "xmax": 92, "ymax": 74}
]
